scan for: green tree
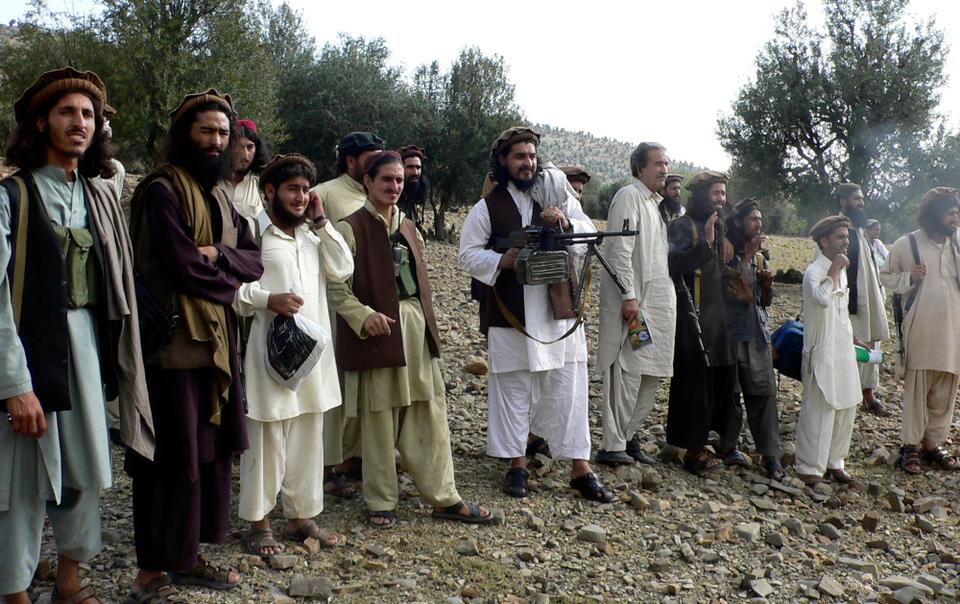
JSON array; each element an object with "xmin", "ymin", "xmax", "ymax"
[{"xmin": 718, "ymin": 0, "xmax": 948, "ymax": 227}]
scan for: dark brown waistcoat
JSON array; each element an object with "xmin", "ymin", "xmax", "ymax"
[{"xmin": 336, "ymin": 208, "xmax": 441, "ymax": 371}]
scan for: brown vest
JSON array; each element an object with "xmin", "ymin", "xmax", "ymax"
[{"xmin": 336, "ymin": 208, "xmax": 441, "ymax": 371}]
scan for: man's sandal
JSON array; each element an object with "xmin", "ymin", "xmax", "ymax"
[
  {"xmin": 125, "ymin": 577, "xmax": 188, "ymax": 604},
  {"xmin": 432, "ymin": 500, "xmax": 500, "ymax": 524},
  {"xmin": 762, "ymin": 456, "xmax": 786, "ymax": 481},
  {"xmin": 683, "ymin": 451, "xmax": 723, "ymax": 476},
  {"xmin": 824, "ymin": 468, "xmax": 853, "ymax": 483},
  {"xmin": 284, "ymin": 519, "xmax": 341, "ymax": 547},
  {"xmin": 323, "ymin": 473, "xmax": 359, "ymax": 498},
  {"xmin": 243, "ymin": 528, "xmax": 284, "ymax": 557},
  {"xmin": 922, "ymin": 446, "xmax": 959, "ymax": 470},
  {"xmin": 900, "ymin": 445, "xmax": 923, "ymax": 475},
  {"xmin": 569, "ymin": 472, "xmax": 615, "ymax": 503},
  {"xmin": 52, "ymin": 585, "xmax": 101, "ymax": 604},
  {"xmin": 169, "ymin": 557, "xmax": 240, "ymax": 590},
  {"xmin": 367, "ymin": 510, "xmax": 397, "ymax": 529},
  {"xmin": 525, "ymin": 436, "xmax": 552, "ymax": 459}
]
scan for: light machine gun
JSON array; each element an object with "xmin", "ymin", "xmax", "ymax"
[{"xmin": 493, "ymin": 219, "xmax": 638, "ymax": 307}]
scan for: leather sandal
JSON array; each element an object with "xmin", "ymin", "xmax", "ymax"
[
  {"xmin": 503, "ymin": 467, "xmax": 530, "ymax": 498},
  {"xmin": 900, "ymin": 445, "xmax": 923, "ymax": 475},
  {"xmin": 125, "ymin": 577, "xmax": 188, "ymax": 604},
  {"xmin": 569, "ymin": 472, "xmax": 614, "ymax": 503},
  {"xmin": 682, "ymin": 451, "xmax": 723, "ymax": 475},
  {"xmin": 922, "ymin": 446, "xmax": 959, "ymax": 470},
  {"xmin": 525, "ymin": 436, "xmax": 552, "ymax": 459},
  {"xmin": 169, "ymin": 557, "xmax": 240, "ymax": 590},
  {"xmin": 824, "ymin": 468, "xmax": 853, "ymax": 483},
  {"xmin": 52, "ymin": 585, "xmax": 102, "ymax": 604}
]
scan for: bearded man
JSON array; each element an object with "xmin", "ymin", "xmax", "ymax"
[
  {"xmin": 658, "ymin": 173, "xmax": 684, "ymax": 221},
  {"xmin": 1, "ymin": 67, "xmax": 151, "ymax": 604},
  {"xmin": 665, "ymin": 170, "xmax": 737, "ymax": 475},
  {"xmin": 127, "ymin": 89, "xmax": 263, "ymax": 602},
  {"xmin": 837, "ymin": 183, "xmax": 890, "ymax": 416},
  {"xmin": 397, "ymin": 145, "xmax": 429, "ymax": 229},
  {"xmin": 459, "ymin": 126, "xmax": 613, "ymax": 503},
  {"xmin": 882, "ymin": 188, "xmax": 960, "ymax": 474},
  {"xmin": 223, "ymin": 118, "xmax": 269, "ymax": 221}
]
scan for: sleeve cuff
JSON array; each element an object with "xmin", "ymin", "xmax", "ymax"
[
  {"xmin": 251, "ymin": 288, "xmax": 271, "ymax": 310},
  {"xmin": 0, "ymin": 379, "xmax": 34, "ymax": 401}
]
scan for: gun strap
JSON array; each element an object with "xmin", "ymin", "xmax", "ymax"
[
  {"xmin": 903, "ymin": 233, "xmax": 921, "ymax": 314},
  {"xmin": 10, "ymin": 175, "xmax": 29, "ymax": 329},
  {"xmin": 491, "ymin": 266, "xmax": 592, "ymax": 345},
  {"xmin": 685, "ymin": 215, "xmax": 702, "ymax": 309}
]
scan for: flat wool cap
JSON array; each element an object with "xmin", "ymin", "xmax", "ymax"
[
  {"xmin": 685, "ymin": 170, "xmax": 729, "ymax": 192},
  {"xmin": 169, "ymin": 88, "xmax": 234, "ymax": 125},
  {"xmin": 337, "ymin": 132, "xmax": 385, "ymax": 157},
  {"xmin": 490, "ymin": 126, "xmax": 541, "ymax": 159},
  {"xmin": 15, "ymin": 67, "xmax": 106, "ymax": 124},
  {"xmin": 560, "ymin": 165, "xmax": 591, "ymax": 183},
  {"xmin": 809, "ymin": 214, "xmax": 851, "ymax": 242},
  {"xmin": 259, "ymin": 153, "xmax": 318, "ymax": 189}
]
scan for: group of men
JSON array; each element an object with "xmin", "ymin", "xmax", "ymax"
[{"xmin": 3, "ymin": 66, "xmax": 959, "ymax": 604}]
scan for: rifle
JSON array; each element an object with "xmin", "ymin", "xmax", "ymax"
[
  {"xmin": 492, "ymin": 219, "xmax": 638, "ymax": 307},
  {"xmin": 675, "ymin": 271, "xmax": 710, "ymax": 367}
]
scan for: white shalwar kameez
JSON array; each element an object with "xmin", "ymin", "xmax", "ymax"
[
  {"xmin": 459, "ymin": 171, "xmax": 594, "ymax": 461},
  {"xmin": 235, "ymin": 211, "xmax": 353, "ymax": 521},
  {"xmin": 796, "ymin": 252, "xmax": 861, "ymax": 476},
  {"xmin": 596, "ymin": 179, "xmax": 677, "ymax": 452}
]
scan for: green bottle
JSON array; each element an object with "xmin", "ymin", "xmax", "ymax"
[{"xmin": 854, "ymin": 345, "xmax": 883, "ymax": 364}]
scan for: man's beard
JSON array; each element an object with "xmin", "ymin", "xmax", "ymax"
[
  {"xmin": 271, "ymin": 197, "xmax": 308, "ymax": 229},
  {"xmin": 510, "ymin": 175, "xmax": 535, "ymax": 191},
  {"xmin": 934, "ymin": 220, "xmax": 957, "ymax": 237},
  {"xmin": 178, "ymin": 144, "xmax": 231, "ymax": 190},
  {"xmin": 845, "ymin": 206, "xmax": 868, "ymax": 228},
  {"xmin": 662, "ymin": 196, "xmax": 681, "ymax": 213}
]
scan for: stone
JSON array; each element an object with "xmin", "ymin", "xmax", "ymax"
[
  {"xmin": 879, "ymin": 576, "xmax": 934, "ymax": 596},
  {"xmin": 817, "ymin": 575, "xmax": 844, "ymax": 597},
  {"xmin": 578, "ymin": 524, "xmax": 607, "ymax": 544},
  {"xmin": 916, "ymin": 573, "xmax": 943, "ymax": 594},
  {"xmin": 751, "ymin": 483, "xmax": 770, "ymax": 496},
  {"xmin": 463, "ymin": 356, "xmax": 488, "ymax": 375},
  {"xmin": 628, "ymin": 490, "xmax": 650, "ymax": 511},
  {"xmin": 527, "ymin": 515, "xmax": 545, "ymax": 531},
  {"xmin": 838, "ymin": 556, "xmax": 879, "ymax": 577},
  {"xmin": 364, "ymin": 559, "xmax": 389, "ymax": 571},
  {"xmin": 913, "ymin": 514, "xmax": 936, "ymax": 533},
  {"xmin": 698, "ymin": 501, "xmax": 725, "ymax": 513},
  {"xmin": 866, "ymin": 539, "xmax": 891, "ymax": 552},
  {"xmin": 861, "ymin": 511, "xmax": 880, "ymax": 532},
  {"xmin": 269, "ymin": 554, "xmax": 299, "ymax": 570},
  {"xmin": 365, "ymin": 542, "xmax": 387, "ymax": 558},
  {"xmin": 735, "ymin": 522, "xmax": 761, "ymax": 542},
  {"xmin": 768, "ymin": 481, "xmax": 805, "ymax": 497},
  {"xmin": 517, "ymin": 548, "xmax": 537, "ymax": 562},
  {"xmin": 289, "ymin": 576, "xmax": 334, "ymax": 599},
  {"xmin": 887, "ymin": 491, "xmax": 907, "ymax": 513},
  {"xmin": 764, "ymin": 532, "xmax": 785, "ymax": 548},
  {"xmin": 101, "ymin": 528, "xmax": 123, "ymax": 545},
  {"xmin": 396, "ymin": 578, "xmax": 417, "ymax": 589},
  {"xmin": 912, "ymin": 495, "xmax": 948, "ymax": 513},
  {"xmin": 680, "ymin": 543, "xmax": 695, "ymax": 562},
  {"xmin": 716, "ymin": 522, "xmax": 735, "ymax": 541},
  {"xmin": 751, "ymin": 496, "xmax": 778, "ymax": 511},
  {"xmin": 266, "ymin": 591, "xmax": 296, "ymax": 604},
  {"xmin": 648, "ymin": 558, "xmax": 671, "ymax": 572},
  {"xmin": 890, "ymin": 586, "xmax": 930, "ymax": 603},
  {"xmin": 823, "ymin": 516, "xmax": 844, "ymax": 529},
  {"xmin": 783, "ymin": 518, "xmax": 804, "ymax": 536},
  {"xmin": 461, "ymin": 586, "xmax": 481, "ymax": 598},
  {"xmin": 457, "ymin": 538, "xmax": 479, "ymax": 556},
  {"xmin": 817, "ymin": 523, "xmax": 840, "ymax": 540},
  {"xmin": 749, "ymin": 578, "xmax": 774, "ymax": 597},
  {"xmin": 640, "ymin": 470, "xmax": 662, "ymax": 491}
]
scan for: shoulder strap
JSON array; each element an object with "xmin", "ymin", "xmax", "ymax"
[
  {"xmin": 908, "ymin": 233, "xmax": 920, "ymax": 265},
  {"xmin": 9, "ymin": 175, "xmax": 29, "ymax": 329},
  {"xmin": 903, "ymin": 233, "xmax": 922, "ymax": 314}
]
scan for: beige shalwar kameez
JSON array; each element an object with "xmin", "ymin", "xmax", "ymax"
[
  {"xmin": 596, "ymin": 179, "xmax": 677, "ymax": 452},
  {"xmin": 328, "ymin": 203, "xmax": 460, "ymax": 513},
  {"xmin": 847, "ymin": 225, "xmax": 889, "ymax": 390},
  {"xmin": 880, "ymin": 230, "xmax": 960, "ymax": 447}
]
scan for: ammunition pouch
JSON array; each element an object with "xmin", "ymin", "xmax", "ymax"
[{"xmin": 51, "ymin": 224, "xmax": 99, "ymax": 309}]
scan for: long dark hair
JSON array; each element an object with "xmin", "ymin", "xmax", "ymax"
[
  {"xmin": 3, "ymin": 91, "xmax": 115, "ymax": 179},
  {"xmin": 234, "ymin": 122, "xmax": 270, "ymax": 173},
  {"xmin": 161, "ymin": 101, "xmax": 234, "ymax": 190}
]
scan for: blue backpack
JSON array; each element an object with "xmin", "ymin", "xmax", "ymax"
[{"xmin": 771, "ymin": 319, "xmax": 804, "ymax": 381}]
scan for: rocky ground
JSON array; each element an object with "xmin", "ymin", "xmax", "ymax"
[{"xmin": 26, "ymin": 217, "xmax": 960, "ymax": 604}]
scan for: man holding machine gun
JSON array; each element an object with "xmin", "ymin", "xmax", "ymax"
[{"xmin": 459, "ymin": 126, "xmax": 614, "ymax": 503}]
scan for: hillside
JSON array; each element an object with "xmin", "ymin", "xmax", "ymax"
[{"xmin": 537, "ymin": 123, "xmax": 706, "ymax": 184}]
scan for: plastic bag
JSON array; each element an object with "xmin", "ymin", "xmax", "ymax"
[{"xmin": 264, "ymin": 313, "xmax": 330, "ymax": 390}]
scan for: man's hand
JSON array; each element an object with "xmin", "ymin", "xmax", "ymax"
[
  {"xmin": 6, "ymin": 391, "xmax": 45, "ymax": 438},
  {"xmin": 757, "ymin": 269, "xmax": 774, "ymax": 288},
  {"xmin": 910, "ymin": 264, "xmax": 927, "ymax": 282},
  {"xmin": 363, "ymin": 312, "xmax": 397, "ymax": 337},
  {"xmin": 198, "ymin": 245, "xmax": 219, "ymax": 263},
  {"xmin": 622, "ymin": 299, "xmax": 640, "ymax": 323},
  {"xmin": 499, "ymin": 248, "xmax": 520, "ymax": 270},
  {"xmin": 853, "ymin": 337, "xmax": 869, "ymax": 349},
  {"xmin": 307, "ymin": 190, "xmax": 326, "ymax": 225},
  {"xmin": 828, "ymin": 254, "xmax": 849, "ymax": 285},
  {"xmin": 704, "ymin": 212, "xmax": 719, "ymax": 245},
  {"xmin": 540, "ymin": 206, "xmax": 569, "ymax": 230},
  {"xmin": 268, "ymin": 292, "xmax": 304, "ymax": 317}
]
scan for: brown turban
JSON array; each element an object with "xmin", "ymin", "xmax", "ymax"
[
  {"xmin": 14, "ymin": 67, "xmax": 106, "ymax": 124},
  {"xmin": 490, "ymin": 126, "xmax": 541, "ymax": 159},
  {"xmin": 560, "ymin": 165, "xmax": 591, "ymax": 184},
  {"xmin": 733, "ymin": 198, "xmax": 762, "ymax": 221},
  {"xmin": 399, "ymin": 145, "xmax": 426, "ymax": 161},
  {"xmin": 809, "ymin": 215, "xmax": 851, "ymax": 242},
  {"xmin": 685, "ymin": 170, "xmax": 729, "ymax": 192},
  {"xmin": 169, "ymin": 88, "xmax": 234, "ymax": 126},
  {"xmin": 259, "ymin": 153, "xmax": 318, "ymax": 190},
  {"xmin": 834, "ymin": 182, "xmax": 861, "ymax": 201}
]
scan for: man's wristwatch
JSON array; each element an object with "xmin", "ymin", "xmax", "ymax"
[{"xmin": 313, "ymin": 214, "xmax": 327, "ymax": 227}]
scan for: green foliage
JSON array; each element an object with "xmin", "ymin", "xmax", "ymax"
[{"xmin": 718, "ymin": 0, "xmax": 951, "ymax": 236}]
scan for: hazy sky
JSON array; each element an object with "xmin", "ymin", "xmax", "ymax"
[{"xmin": 4, "ymin": 0, "xmax": 958, "ymax": 169}]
